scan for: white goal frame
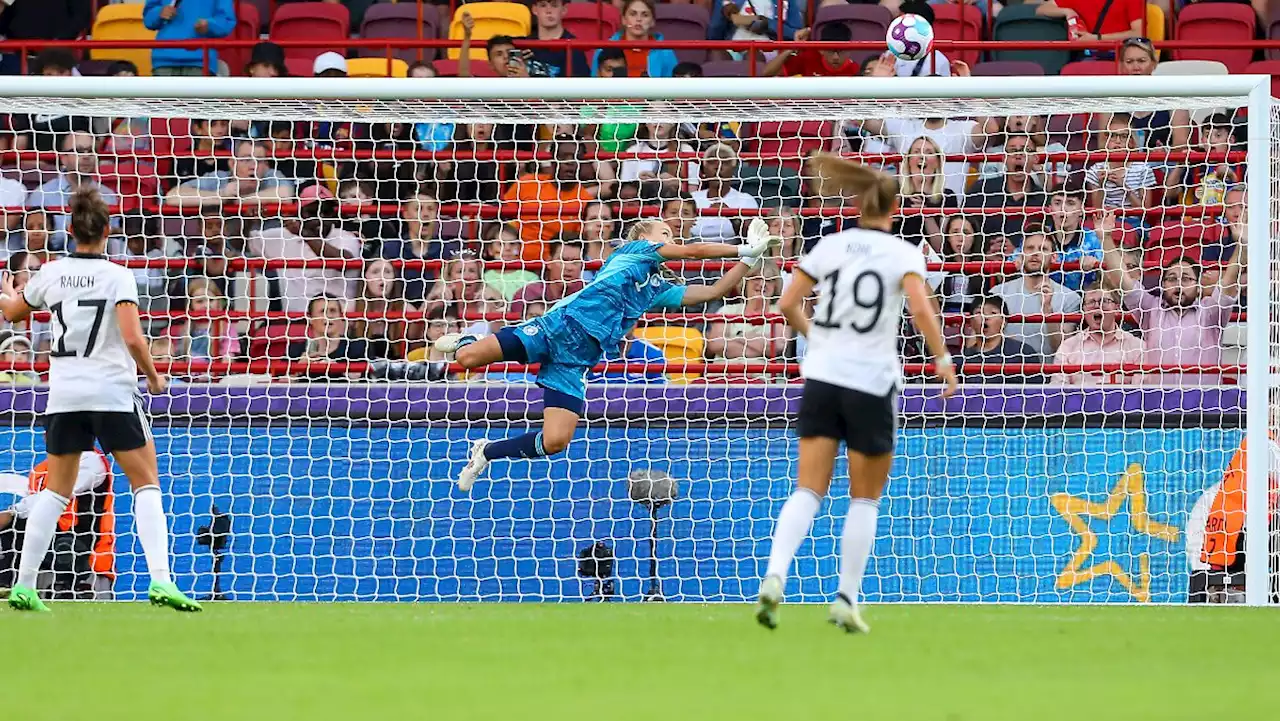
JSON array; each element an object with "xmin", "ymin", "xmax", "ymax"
[{"xmin": 0, "ymin": 74, "xmax": 1271, "ymax": 606}]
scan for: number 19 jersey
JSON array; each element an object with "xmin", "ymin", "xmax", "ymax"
[
  {"xmin": 796, "ymin": 228, "xmax": 926, "ymax": 396},
  {"xmin": 23, "ymin": 254, "xmax": 141, "ymax": 414}
]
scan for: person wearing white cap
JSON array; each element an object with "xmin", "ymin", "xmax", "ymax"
[{"xmin": 313, "ymin": 52, "xmax": 349, "ymax": 77}]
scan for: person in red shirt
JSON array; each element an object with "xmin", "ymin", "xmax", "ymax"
[
  {"xmin": 1034, "ymin": 0, "xmax": 1144, "ymax": 41},
  {"xmin": 763, "ymin": 24, "xmax": 859, "ymax": 77}
]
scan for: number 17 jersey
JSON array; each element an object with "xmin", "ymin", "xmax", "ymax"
[
  {"xmin": 796, "ymin": 228, "xmax": 926, "ymax": 396},
  {"xmin": 23, "ymin": 254, "xmax": 141, "ymax": 414}
]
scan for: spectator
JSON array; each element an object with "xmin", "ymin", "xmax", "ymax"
[
  {"xmin": 382, "ymin": 188, "xmax": 457, "ymax": 303},
  {"xmin": 1206, "ymin": 186, "xmax": 1246, "ymax": 268},
  {"xmin": 1166, "ymin": 113, "xmax": 1242, "ymax": 208},
  {"xmin": 896, "ymin": 135, "xmax": 958, "ymax": 250},
  {"xmin": 592, "ymin": 0, "xmax": 680, "ymax": 78},
  {"xmin": 1034, "ymin": 0, "xmax": 1144, "ymax": 42},
  {"xmin": 289, "ymin": 294, "xmax": 371, "ymax": 364},
  {"xmin": 175, "ymin": 213, "xmax": 243, "ymax": 301},
  {"xmin": 0, "ymin": 1, "xmax": 92, "ymax": 76},
  {"xmin": 706, "ymin": 262, "xmax": 785, "ymax": 370},
  {"xmin": 959, "ymin": 295, "xmax": 1041, "ymax": 382},
  {"xmin": 989, "ymin": 230, "xmax": 1082, "ymax": 356},
  {"xmin": 854, "ymin": 115, "xmax": 982, "ymax": 196},
  {"xmin": 510, "ymin": 240, "xmax": 586, "ymax": 315},
  {"xmin": 673, "ymin": 62, "xmax": 703, "ymax": 77},
  {"xmin": 503, "ymin": 134, "xmax": 598, "ymax": 259},
  {"xmin": 1084, "ymin": 113, "xmax": 1156, "ymax": 210},
  {"xmin": 1100, "ymin": 211, "xmax": 1244, "ymax": 385},
  {"xmin": 170, "ymin": 118, "xmax": 232, "ymax": 188},
  {"xmin": 165, "ymin": 139, "xmax": 296, "ymax": 209},
  {"xmin": 1051, "ymin": 286, "xmax": 1144, "ymax": 385},
  {"xmin": 459, "ymin": 16, "xmax": 523, "ymax": 78},
  {"xmin": 0, "ymin": 331, "xmax": 37, "ymax": 385},
  {"xmin": 1046, "ymin": 179, "xmax": 1102, "ymax": 291},
  {"xmin": 143, "ymin": 0, "xmax": 235, "ymax": 77},
  {"xmin": 245, "ymin": 41, "xmax": 288, "ymax": 77},
  {"xmin": 965, "ymin": 132, "xmax": 1046, "ymax": 239},
  {"xmin": 6, "ymin": 209, "xmax": 50, "ymax": 261},
  {"xmin": 450, "ymin": 123, "xmax": 504, "ymax": 204},
  {"xmin": 527, "ymin": 0, "xmax": 590, "ymax": 77},
  {"xmin": 690, "ymin": 143, "xmax": 758, "ymax": 241},
  {"xmin": 4, "ymin": 250, "xmax": 49, "ymax": 353},
  {"xmin": 165, "ymin": 277, "xmax": 239, "ymax": 364},
  {"xmin": 352, "ymin": 258, "xmax": 416, "ymax": 360},
  {"xmin": 11, "ymin": 51, "xmax": 89, "ymax": 154},
  {"xmin": 26, "ymin": 131, "xmax": 119, "ymax": 252},
  {"xmin": 313, "ymin": 51, "xmax": 348, "ymax": 78},
  {"xmin": 248, "ymin": 187, "xmax": 361, "ymax": 312},
  {"xmin": 422, "ymin": 250, "xmax": 505, "ymax": 333},
  {"xmin": 937, "ymin": 214, "xmax": 986, "ymax": 314},
  {"xmin": 116, "ymin": 216, "xmax": 167, "ymax": 311},
  {"xmin": 764, "ymin": 25, "xmax": 858, "ymax": 77},
  {"xmin": 975, "ymin": 115, "xmax": 1054, "ymax": 185},
  {"xmin": 766, "ymin": 206, "xmax": 802, "ymax": 260},
  {"xmin": 482, "ymin": 224, "xmax": 538, "ymax": 300},
  {"xmin": 709, "ymin": 0, "xmax": 805, "ymax": 48},
  {"xmin": 407, "ymin": 61, "xmax": 437, "ymax": 78},
  {"xmin": 893, "ymin": 1, "xmax": 953, "ymax": 77},
  {"xmin": 262, "ymin": 121, "xmax": 318, "ymax": 192},
  {"xmin": 590, "ymin": 334, "xmax": 667, "ymax": 385},
  {"xmin": 580, "ymin": 201, "xmax": 621, "ymax": 262},
  {"xmin": 1119, "ymin": 38, "xmax": 1191, "ymax": 150},
  {"xmin": 0, "ymin": 175, "xmax": 26, "ymax": 237},
  {"xmin": 595, "ymin": 48, "xmax": 629, "ymax": 78},
  {"xmin": 618, "ymin": 123, "xmax": 697, "ymax": 201}
]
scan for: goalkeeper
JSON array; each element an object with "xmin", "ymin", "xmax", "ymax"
[{"xmin": 435, "ymin": 217, "xmax": 777, "ymax": 492}]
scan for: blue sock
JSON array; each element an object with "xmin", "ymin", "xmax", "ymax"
[{"xmin": 484, "ymin": 431, "xmax": 547, "ymax": 460}]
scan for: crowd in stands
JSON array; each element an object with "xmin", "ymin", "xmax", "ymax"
[{"xmin": 0, "ymin": 0, "xmax": 1259, "ymax": 386}]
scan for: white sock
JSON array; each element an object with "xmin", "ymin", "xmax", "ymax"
[
  {"xmin": 15, "ymin": 490, "xmax": 69, "ymax": 588},
  {"xmin": 133, "ymin": 485, "xmax": 172, "ymax": 585},
  {"xmin": 764, "ymin": 488, "xmax": 822, "ymax": 583},
  {"xmin": 838, "ymin": 498, "xmax": 881, "ymax": 605}
]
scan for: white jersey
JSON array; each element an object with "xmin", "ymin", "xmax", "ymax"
[
  {"xmin": 797, "ymin": 228, "xmax": 926, "ymax": 396},
  {"xmin": 23, "ymin": 254, "xmax": 140, "ymax": 414}
]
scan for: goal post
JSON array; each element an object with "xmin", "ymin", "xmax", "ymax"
[{"xmin": 0, "ymin": 74, "xmax": 1271, "ymax": 605}]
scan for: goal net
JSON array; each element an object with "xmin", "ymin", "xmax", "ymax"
[{"xmin": 0, "ymin": 75, "xmax": 1272, "ymax": 604}]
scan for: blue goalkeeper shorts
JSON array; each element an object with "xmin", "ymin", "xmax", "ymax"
[{"xmin": 494, "ymin": 312, "xmax": 602, "ymax": 413}]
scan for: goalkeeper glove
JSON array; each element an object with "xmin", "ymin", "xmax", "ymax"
[{"xmin": 737, "ymin": 218, "xmax": 778, "ymax": 268}]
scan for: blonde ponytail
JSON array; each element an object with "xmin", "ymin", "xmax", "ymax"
[{"xmin": 808, "ymin": 152, "xmax": 899, "ymax": 221}]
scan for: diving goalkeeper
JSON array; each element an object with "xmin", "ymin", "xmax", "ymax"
[{"xmin": 435, "ymin": 217, "xmax": 776, "ymax": 492}]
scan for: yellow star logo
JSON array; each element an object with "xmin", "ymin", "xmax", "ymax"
[{"xmin": 1051, "ymin": 463, "xmax": 1181, "ymax": 603}]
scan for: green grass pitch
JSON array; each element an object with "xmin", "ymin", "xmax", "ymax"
[{"xmin": 8, "ymin": 603, "xmax": 1277, "ymax": 720}]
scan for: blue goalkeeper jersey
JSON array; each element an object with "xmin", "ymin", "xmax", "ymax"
[{"xmin": 551, "ymin": 240, "xmax": 686, "ymax": 349}]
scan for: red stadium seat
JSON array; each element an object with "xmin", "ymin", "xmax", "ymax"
[
  {"xmin": 222, "ymin": 2, "xmax": 261, "ymax": 77},
  {"xmin": 931, "ymin": 3, "xmax": 984, "ymax": 68},
  {"xmin": 1245, "ymin": 60, "xmax": 1280, "ymax": 99},
  {"xmin": 563, "ymin": 3, "xmax": 621, "ymax": 41},
  {"xmin": 432, "ymin": 58, "xmax": 500, "ymax": 77},
  {"xmin": 1059, "ymin": 60, "xmax": 1118, "ymax": 76},
  {"xmin": 245, "ymin": 0, "xmax": 272, "ymax": 31},
  {"xmin": 655, "ymin": 4, "xmax": 711, "ymax": 63},
  {"xmin": 701, "ymin": 59, "xmax": 769, "ymax": 77},
  {"xmin": 1147, "ymin": 219, "xmax": 1223, "ymax": 254},
  {"xmin": 744, "ymin": 120, "xmax": 839, "ymax": 172},
  {"xmin": 813, "ymin": 4, "xmax": 892, "ymax": 66},
  {"xmin": 1173, "ymin": 3, "xmax": 1255, "ymax": 73},
  {"xmin": 970, "ymin": 60, "xmax": 1044, "ymax": 76},
  {"xmin": 360, "ymin": 3, "xmax": 440, "ymax": 62},
  {"xmin": 270, "ymin": 2, "xmax": 351, "ymax": 66}
]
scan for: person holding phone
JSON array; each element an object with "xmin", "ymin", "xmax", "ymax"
[{"xmin": 143, "ymin": 0, "xmax": 236, "ymax": 76}]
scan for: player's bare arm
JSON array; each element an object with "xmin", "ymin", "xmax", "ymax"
[
  {"xmin": 904, "ymin": 272, "xmax": 957, "ymax": 398},
  {"xmin": 117, "ymin": 299, "xmax": 167, "ymax": 394},
  {"xmin": 0, "ymin": 270, "xmax": 33, "ymax": 323}
]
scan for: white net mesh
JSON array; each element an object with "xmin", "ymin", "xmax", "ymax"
[{"xmin": 0, "ymin": 78, "xmax": 1270, "ymax": 603}]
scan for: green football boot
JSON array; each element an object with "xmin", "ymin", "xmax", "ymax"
[{"xmin": 148, "ymin": 581, "xmax": 203, "ymax": 612}]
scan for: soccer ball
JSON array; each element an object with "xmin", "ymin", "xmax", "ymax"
[{"xmin": 886, "ymin": 14, "xmax": 935, "ymax": 62}]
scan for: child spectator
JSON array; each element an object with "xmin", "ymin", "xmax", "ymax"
[
  {"xmin": 526, "ymin": 0, "xmax": 591, "ymax": 77},
  {"xmin": 937, "ymin": 214, "xmax": 986, "ymax": 314},
  {"xmin": 1084, "ymin": 113, "xmax": 1156, "ymax": 209},
  {"xmin": 165, "ymin": 277, "xmax": 239, "ymax": 364},
  {"xmin": 592, "ymin": 0, "xmax": 679, "ymax": 78},
  {"xmin": 482, "ymin": 224, "xmax": 538, "ymax": 300},
  {"xmin": 352, "ymin": 259, "xmax": 416, "ymax": 360},
  {"xmin": 289, "ymin": 294, "xmax": 371, "ymax": 366},
  {"xmin": 959, "ymin": 295, "xmax": 1041, "ymax": 383},
  {"xmin": 896, "ymin": 135, "xmax": 958, "ymax": 251},
  {"xmin": 1051, "ymin": 286, "xmax": 1144, "ymax": 385},
  {"xmin": 1045, "ymin": 180, "xmax": 1103, "ymax": 291},
  {"xmin": 763, "ymin": 25, "xmax": 859, "ymax": 77},
  {"xmin": 1165, "ymin": 113, "xmax": 1243, "ymax": 208}
]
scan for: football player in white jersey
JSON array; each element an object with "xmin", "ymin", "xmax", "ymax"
[
  {"xmin": 756, "ymin": 155, "xmax": 957, "ymax": 633},
  {"xmin": 0, "ymin": 187, "xmax": 201, "ymax": 613}
]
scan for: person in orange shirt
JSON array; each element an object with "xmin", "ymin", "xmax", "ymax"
[
  {"xmin": 1186, "ymin": 436, "xmax": 1280, "ymax": 603},
  {"xmin": 502, "ymin": 135, "xmax": 599, "ymax": 260},
  {"xmin": 0, "ymin": 449, "xmax": 114, "ymax": 600}
]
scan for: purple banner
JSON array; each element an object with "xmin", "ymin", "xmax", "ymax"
[{"xmin": 0, "ymin": 384, "xmax": 1246, "ymax": 421}]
